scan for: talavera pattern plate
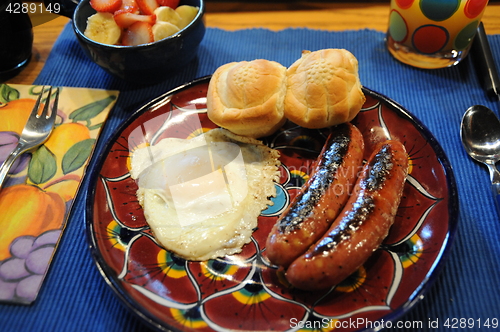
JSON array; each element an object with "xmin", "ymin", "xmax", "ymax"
[{"xmin": 85, "ymin": 76, "xmax": 458, "ymax": 332}]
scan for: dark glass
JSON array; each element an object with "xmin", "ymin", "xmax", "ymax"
[{"xmin": 0, "ymin": 0, "xmax": 33, "ymax": 81}]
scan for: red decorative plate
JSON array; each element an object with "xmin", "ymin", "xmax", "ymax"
[{"xmin": 86, "ymin": 76, "xmax": 458, "ymax": 332}]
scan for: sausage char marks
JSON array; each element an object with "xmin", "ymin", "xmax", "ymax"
[
  {"xmin": 285, "ymin": 140, "xmax": 409, "ymax": 291},
  {"xmin": 266, "ymin": 123, "xmax": 364, "ymax": 268}
]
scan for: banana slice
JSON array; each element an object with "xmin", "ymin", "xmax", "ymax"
[
  {"xmin": 154, "ymin": 6, "xmax": 181, "ymax": 26},
  {"xmin": 175, "ymin": 5, "xmax": 199, "ymax": 30},
  {"xmin": 152, "ymin": 21, "xmax": 180, "ymax": 41},
  {"xmin": 84, "ymin": 12, "xmax": 121, "ymax": 45}
]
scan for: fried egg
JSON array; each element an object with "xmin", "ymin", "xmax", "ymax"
[{"xmin": 130, "ymin": 128, "xmax": 280, "ymax": 261}]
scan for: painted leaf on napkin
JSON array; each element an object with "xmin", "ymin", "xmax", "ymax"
[{"xmin": 0, "ymin": 84, "xmax": 119, "ymax": 305}]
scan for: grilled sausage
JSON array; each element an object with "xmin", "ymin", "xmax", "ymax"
[
  {"xmin": 285, "ymin": 140, "xmax": 408, "ymax": 290},
  {"xmin": 266, "ymin": 123, "xmax": 364, "ymax": 268}
]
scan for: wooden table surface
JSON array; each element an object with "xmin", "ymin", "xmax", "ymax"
[{"xmin": 6, "ymin": 1, "xmax": 500, "ymax": 85}]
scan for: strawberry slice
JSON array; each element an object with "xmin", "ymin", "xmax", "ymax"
[
  {"xmin": 122, "ymin": 21, "xmax": 154, "ymax": 46},
  {"xmin": 136, "ymin": 0, "xmax": 158, "ymax": 15},
  {"xmin": 157, "ymin": 0, "xmax": 179, "ymax": 8},
  {"xmin": 89, "ymin": 0, "xmax": 122, "ymax": 13},
  {"xmin": 114, "ymin": 11, "xmax": 156, "ymax": 28},
  {"xmin": 119, "ymin": 0, "xmax": 140, "ymax": 13}
]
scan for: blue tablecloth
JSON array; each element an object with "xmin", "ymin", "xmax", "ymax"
[{"xmin": 2, "ymin": 22, "xmax": 500, "ymax": 331}]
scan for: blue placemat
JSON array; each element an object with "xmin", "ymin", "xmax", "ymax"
[{"xmin": 1, "ymin": 22, "xmax": 500, "ymax": 331}]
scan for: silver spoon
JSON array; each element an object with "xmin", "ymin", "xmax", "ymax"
[{"xmin": 461, "ymin": 105, "xmax": 500, "ymax": 216}]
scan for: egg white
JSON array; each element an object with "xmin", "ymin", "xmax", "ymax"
[{"xmin": 130, "ymin": 128, "xmax": 280, "ymax": 261}]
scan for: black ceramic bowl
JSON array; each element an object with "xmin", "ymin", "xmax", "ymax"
[{"xmin": 46, "ymin": 0, "xmax": 205, "ymax": 84}]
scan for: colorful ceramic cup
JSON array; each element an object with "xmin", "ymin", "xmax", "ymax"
[{"xmin": 386, "ymin": 0, "xmax": 489, "ymax": 69}]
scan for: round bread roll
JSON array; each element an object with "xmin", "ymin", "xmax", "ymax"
[
  {"xmin": 284, "ymin": 49, "xmax": 366, "ymax": 129},
  {"xmin": 207, "ymin": 59, "xmax": 287, "ymax": 138}
]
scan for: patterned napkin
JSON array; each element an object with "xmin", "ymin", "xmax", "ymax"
[{"xmin": 0, "ymin": 83, "xmax": 118, "ymax": 304}]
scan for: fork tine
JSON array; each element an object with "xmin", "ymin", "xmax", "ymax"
[
  {"xmin": 31, "ymin": 86, "xmax": 46, "ymax": 118},
  {"xmin": 37, "ymin": 86, "xmax": 59, "ymax": 121},
  {"xmin": 49, "ymin": 87, "xmax": 60, "ymax": 122},
  {"xmin": 40, "ymin": 86, "xmax": 53, "ymax": 119}
]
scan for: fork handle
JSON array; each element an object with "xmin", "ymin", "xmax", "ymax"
[{"xmin": 0, "ymin": 145, "xmax": 25, "ymax": 190}]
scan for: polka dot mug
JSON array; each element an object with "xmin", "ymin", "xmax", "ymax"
[{"xmin": 387, "ymin": 0, "xmax": 489, "ymax": 69}]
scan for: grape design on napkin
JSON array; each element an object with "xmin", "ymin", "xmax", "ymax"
[{"xmin": 0, "ymin": 84, "xmax": 119, "ymax": 304}]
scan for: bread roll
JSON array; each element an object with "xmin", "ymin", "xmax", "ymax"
[
  {"xmin": 207, "ymin": 59, "xmax": 287, "ymax": 138},
  {"xmin": 284, "ymin": 49, "xmax": 366, "ymax": 129}
]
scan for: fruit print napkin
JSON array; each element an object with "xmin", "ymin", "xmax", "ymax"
[{"xmin": 0, "ymin": 83, "xmax": 119, "ymax": 304}]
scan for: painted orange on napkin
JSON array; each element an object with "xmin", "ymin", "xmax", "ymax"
[{"xmin": 0, "ymin": 84, "xmax": 119, "ymax": 304}]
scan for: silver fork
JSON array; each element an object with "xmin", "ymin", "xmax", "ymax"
[{"xmin": 0, "ymin": 86, "xmax": 59, "ymax": 190}]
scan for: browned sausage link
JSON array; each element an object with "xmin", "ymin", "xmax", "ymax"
[
  {"xmin": 266, "ymin": 123, "xmax": 364, "ymax": 268},
  {"xmin": 285, "ymin": 140, "xmax": 408, "ymax": 291}
]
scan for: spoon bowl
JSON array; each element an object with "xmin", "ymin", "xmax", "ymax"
[
  {"xmin": 461, "ymin": 105, "xmax": 500, "ymax": 163},
  {"xmin": 461, "ymin": 104, "xmax": 500, "ymax": 216}
]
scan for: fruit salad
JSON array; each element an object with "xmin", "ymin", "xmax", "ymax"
[{"xmin": 84, "ymin": 0, "xmax": 199, "ymax": 46}]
